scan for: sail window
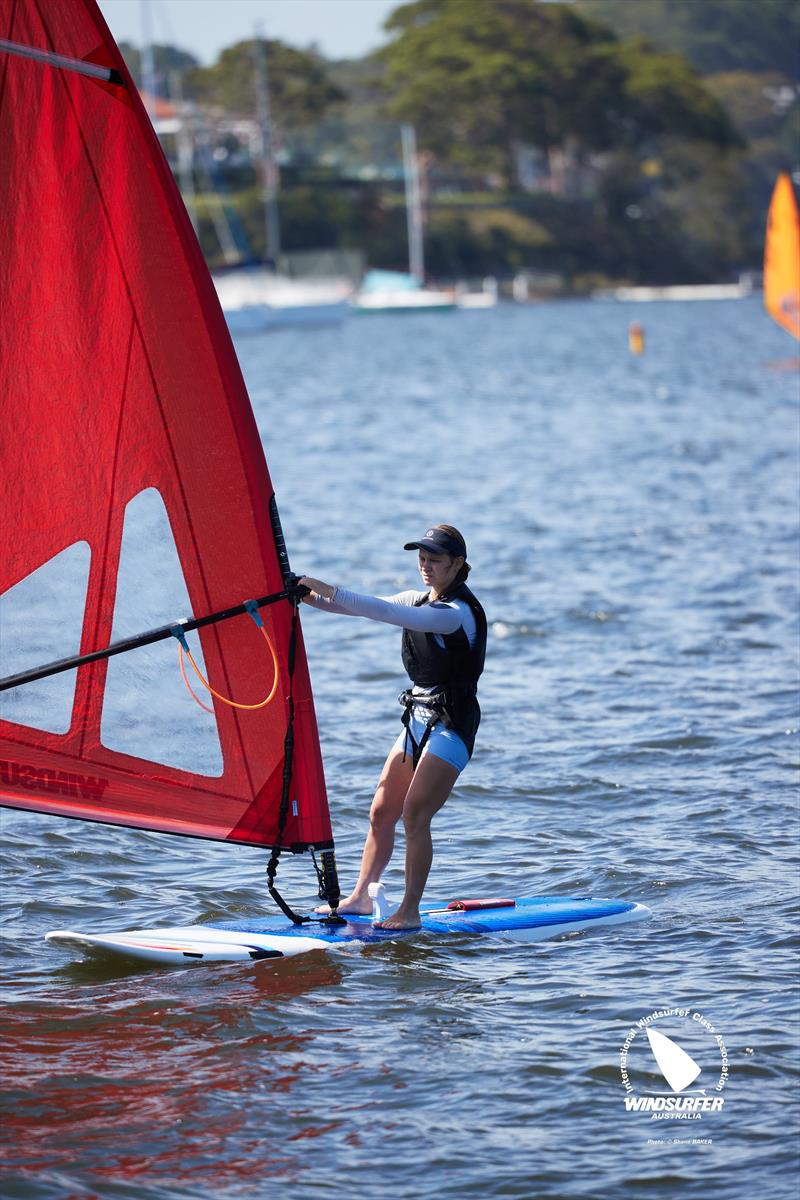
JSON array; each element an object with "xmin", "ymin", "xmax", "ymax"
[
  {"xmin": 100, "ymin": 488, "xmax": 224, "ymax": 776},
  {"xmin": 0, "ymin": 541, "xmax": 91, "ymax": 734}
]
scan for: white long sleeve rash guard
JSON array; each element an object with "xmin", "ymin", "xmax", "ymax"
[{"xmin": 304, "ymin": 586, "xmax": 478, "ymax": 650}]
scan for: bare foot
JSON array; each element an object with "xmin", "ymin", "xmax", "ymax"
[
  {"xmin": 314, "ymin": 892, "xmax": 372, "ymax": 917},
  {"xmin": 373, "ymin": 908, "xmax": 421, "ymax": 931}
]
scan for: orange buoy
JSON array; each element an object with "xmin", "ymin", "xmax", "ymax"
[{"xmin": 628, "ymin": 321, "xmax": 645, "ymax": 355}]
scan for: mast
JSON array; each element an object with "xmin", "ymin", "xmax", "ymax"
[
  {"xmin": 169, "ymin": 70, "xmax": 198, "ymax": 235},
  {"xmin": 252, "ymin": 30, "xmax": 281, "ymax": 268},
  {"xmin": 193, "ymin": 114, "xmax": 243, "ymax": 265},
  {"xmin": 139, "ymin": 0, "xmax": 156, "ymax": 120},
  {"xmin": 402, "ymin": 123, "xmax": 424, "ymax": 284},
  {"xmin": 139, "ymin": 3, "xmax": 199, "ymax": 241}
]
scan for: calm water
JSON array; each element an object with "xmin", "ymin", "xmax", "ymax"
[{"xmin": 1, "ymin": 297, "xmax": 798, "ymax": 1199}]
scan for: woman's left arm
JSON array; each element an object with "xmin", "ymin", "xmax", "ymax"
[
  {"xmin": 298, "ymin": 576, "xmax": 357, "ymax": 615},
  {"xmin": 301, "ymin": 580, "xmax": 462, "ymax": 634},
  {"xmin": 299, "ymin": 576, "xmax": 336, "ymax": 601}
]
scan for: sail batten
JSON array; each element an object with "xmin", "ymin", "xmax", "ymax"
[
  {"xmin": 0, "ymin": 36, "xmax": 122, "ymax": 83},
  {"xmin": 0, "ymin": 0, "xmax": 331, "ymax": 852}
]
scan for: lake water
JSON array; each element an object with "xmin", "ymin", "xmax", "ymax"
[{"xmin": 1, "ymin": 296, "xmax": 798, "ymax": 1199}]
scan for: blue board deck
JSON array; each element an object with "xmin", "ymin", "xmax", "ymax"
[
  {"xmin": 215, "ymin": 895, "xmax": 645, "ymax": 941},
  {"xmin": 46, "ymin": 896, "xmax": 652, "ymax": 965}
]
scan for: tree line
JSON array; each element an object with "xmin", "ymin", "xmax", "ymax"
[{"xmin": 120, "ymin": 0, "xmax": 798, "ymax": 285}]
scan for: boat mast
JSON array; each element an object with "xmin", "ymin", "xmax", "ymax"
[
  {"xmin": 139, "ymin": 0, "xmax": 156, "ymax": 120},
  {"xmin": 168, "ymin": 70, "xmax": 199, "ymax": 235},
  {"xmin": 253, "ymin": 30, "xmax": 281, "ymax": 268},
  {"xmin": 193, "ymin": 114, "xmax": 243, "ymax": 265},
  {"xmin": 402, "ymin": 123, "xmax": 424, "ymax": 283}
]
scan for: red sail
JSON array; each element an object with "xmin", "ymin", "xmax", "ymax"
[{"xmin": 0, "ymin": 0, "xmax": 331, "ymax": 849}]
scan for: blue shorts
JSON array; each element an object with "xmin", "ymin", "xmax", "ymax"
[{"xmin": 392, "ymin": 709, "xmax": 470, "ymax": 774}]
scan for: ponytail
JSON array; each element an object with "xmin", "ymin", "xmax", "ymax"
[{"xmin": 452, "ymin": 560, "xmax": 471, "ymax": 587}]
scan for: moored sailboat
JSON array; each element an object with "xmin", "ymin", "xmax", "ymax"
[
  {"xmin": 353, "ymin": 123, "xmax": 456, "ymax": 313},
  {"xmin": 209, "ymin": 33, "xmax": 352, "ymax": 331}
]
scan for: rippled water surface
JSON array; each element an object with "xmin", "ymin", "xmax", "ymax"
[{"xmin": 2, "ymin": 297, "xmax": 799, "ymax": 1199}]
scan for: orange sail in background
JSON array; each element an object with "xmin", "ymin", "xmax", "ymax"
[{"xmin": 764, "ymin": 173, "xmax": 800, "ymax": 340}]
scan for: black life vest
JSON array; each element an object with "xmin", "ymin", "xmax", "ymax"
[{"xmin": 399, "ymin": 583, "xmax": 487, "ymax": 762}]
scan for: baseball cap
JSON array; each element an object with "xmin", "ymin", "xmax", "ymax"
[{"xmin": 404, "ymin": 526, "xmax": 467, "ymax": 558}]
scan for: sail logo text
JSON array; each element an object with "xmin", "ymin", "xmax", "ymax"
[
  {"xmin": 623, "ymin": 1096, "xmax": 724, "ymax": 1112},
  {"xmin": 618, "ymin": 1008, "xmax": 729, "ymax": 1121},
  {"xmin": 1, "ymin": 760, "xmax": 109, "ymax": 802}
]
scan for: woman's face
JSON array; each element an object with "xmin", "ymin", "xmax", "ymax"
[{"xmin": 418, "ymin": 549, "xmax": 463, "ymax": 595}]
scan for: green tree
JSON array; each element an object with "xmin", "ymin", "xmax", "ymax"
[
  {"xmin": 575, "ymin": 0, "xmax": 798, "ymax": 251},
  {"xmin": 615, "ymin": 38, "xmax": 742, "ymax": 147},
  {"xmin": 185, "ymin": 39, "xmax": 344, "ymax": 130},
  {"xmin": 575, "ymin": 0, "xmax": 800, "ymax": 80},
  {"xmin": 378, "ymin": 0, "xmax": 739, "ymax": 184}
]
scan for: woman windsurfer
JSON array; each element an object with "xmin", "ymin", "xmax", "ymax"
[{"xmin": 300, "ymin": 524, "xmax": 486, "ymax": 931}]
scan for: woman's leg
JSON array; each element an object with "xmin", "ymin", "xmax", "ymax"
[
  {"xmin": 375, "ymin": 752, "xmax": 459, "ymax": 930},
  {"xmin": 316, "ymin": 746, "xmax": 414, "ymax": 914}
]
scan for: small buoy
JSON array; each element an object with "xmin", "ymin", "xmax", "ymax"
[{"xmin": 629, "ymin": 321, "xmax": 645, "ymax": 355}]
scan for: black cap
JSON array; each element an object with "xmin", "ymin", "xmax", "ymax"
[{"xmin": 404, "ymin": 527, "xmax": 466, "ymax": 558}]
